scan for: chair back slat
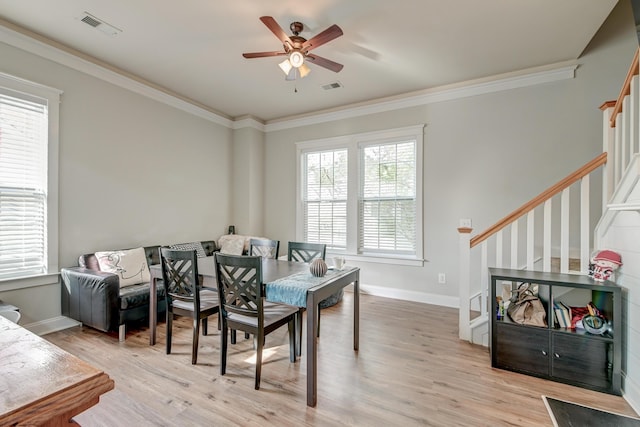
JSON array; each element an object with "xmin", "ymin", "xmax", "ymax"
[
  {"xmin": 215, "ymin": 254, "xmax": 263, "ymax": 320},
  {"xmin": 288, "ymin": 241, "xmax": 326, "ymax": 263},
  {"xmin": 249, "ymin": 238, "xmax": 280, "ymax": 259},
  {"xmin": 160, "ymin": 247, "xmax": 200, "ymax": 306}
]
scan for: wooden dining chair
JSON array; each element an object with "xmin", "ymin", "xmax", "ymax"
[
  {"xmin": 159, "ymin": 247, "xmax": 219, "ymax": 365},
  {"xmin": 214, "ymin": 253, "xmax": 298, "ymax": 390},
  {"xmin": 249, "ymin": 238, "xmax": 280, "ymax": 259}
]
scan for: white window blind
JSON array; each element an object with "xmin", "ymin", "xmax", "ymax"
[
  {"xmin": 297, "ymin": 125, "xmax": 423, "ymax": 263},
  {"xmin": 360, "ymin": 140, "xmax": 416, "ymax": 255},
  {"xmin": 303, "ymin": 149, "xmax": 348, "ymax": 249},
  {"xmin": 0, "ymin": 90, "xmax": 48, "ymax": 279}
]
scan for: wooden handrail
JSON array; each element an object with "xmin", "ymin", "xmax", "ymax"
[
  {"xmin": 470, "ymin": 152, "xmax": 607, "ymax": 248},
  {"xmin": 610, "ymin": 47, "xmax": 639, "ymax": 128},
  {"xmin": 600, "ymin": 100, "xmax": 616, "ymax": 111}
]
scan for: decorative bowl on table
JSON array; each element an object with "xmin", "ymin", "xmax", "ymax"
[{"xmin": 309, "ymin": 259, "xmax": 327, "ymax": 277}]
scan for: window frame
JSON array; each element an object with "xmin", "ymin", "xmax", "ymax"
[
  {"xmin": 0, "ymin": 72, "xmax": 61, "ymax": 289},
  {"xmin": 296, "ymin": 125, "xmax": 424, "ymax": 266}
]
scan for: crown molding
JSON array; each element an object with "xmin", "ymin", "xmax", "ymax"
[
  {"xmin": 265, "ymin": 63, "xmax": 578, "ymax": 132},
  {"xmin": 0, "ymin": 19, "xmax": 577, "ymax": 133},
  {"xmin": 231, "ymin": 116, "xmax": 265, "ymax": 131},
  {"xmin": 0, "ymin": 20, "xmax": 233, "ymax": 128}
]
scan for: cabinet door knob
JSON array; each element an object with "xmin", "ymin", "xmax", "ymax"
[
  {"xmin": 554, "ymin": 353, "xmax": 560, "ymax": 358},
  {"xmin": 541, "ymin": 350, "xmax": 547, "ymax": 356}
]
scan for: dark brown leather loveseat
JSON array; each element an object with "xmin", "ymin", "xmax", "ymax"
[{"xmin": 61, "ymin": 240, "xmax": 217, "ymax": 341}]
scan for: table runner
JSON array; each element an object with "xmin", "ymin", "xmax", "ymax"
[{"xmin": 266, "ymin": 268, "xmax": 345, "ymax": 307}]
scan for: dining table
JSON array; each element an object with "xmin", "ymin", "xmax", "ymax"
[
  {"xmin": 0, "ymin": 315, "xmax": 114, "ymax": 425},
  {"xmin": 148, "ymin": 256, "xmax": 360, "ymax": 407}
]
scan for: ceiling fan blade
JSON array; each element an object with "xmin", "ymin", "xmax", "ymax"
[
  {"xmin": 306, "ymin": 54, "xmax": 344, "ymax": 72},
  {"xmin": 302, "ymin": 24, "xmax": 343, "ymax": 51},
  {"xmin": 259, "ymin": 16, "xmax": 293, "ymax": 47},
  {"xmin": 243, "ymin": 51, "xmax": 287, "ymax": 58}
]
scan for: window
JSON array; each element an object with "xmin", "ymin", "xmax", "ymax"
[
  {"xmin": 0, "ymin": 73, "xmax": 60, "ymax": 282},
  {"xmin": 360, "ymin": 140, "xmax": 416, "ymax": 254},
  {"xmin": 297, "ymin": 125, "xmax": 423, "ymax": 263},
  {"xmin": 303, "ymin": 149, "xmax": 348, "ymax": 249}
]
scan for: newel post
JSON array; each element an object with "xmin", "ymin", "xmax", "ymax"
[{"xmin": 458, "ymin": 225, "xmax": 473, "ymax": 341}]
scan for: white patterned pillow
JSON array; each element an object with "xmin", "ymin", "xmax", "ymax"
[
  {"xmin": 219, "ymin": 235, "xmax": 245, "ymax": 255},
  {"xmin": 170, "ymin": 241, "xmax": 207, "ymax": 258},
  {"xmin": 95, "ymin": 247, "xmax": 151, "ymax": 288}
]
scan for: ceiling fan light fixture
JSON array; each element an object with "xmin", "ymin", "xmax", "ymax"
[
  {"xmin": 289, "ymin": 50, "xmax": 305, "ymax": 68},
  {"xmin": 285, "ymin": 67, "xmax": 297, "ymax": 81},
  {"xmin": 284, "ymin": 63, "xmax": 311, "ymax": 81},
  {"xmin": 243, "ymin": 17, "xmax": 344, "ymax": 82},
  {"xmin": 278, "ymin": 59, "xmax": 293, "ymax": 75},
  {"xmin": 299, "ymin": 63, "xmax": 311, "ymax": 78}
]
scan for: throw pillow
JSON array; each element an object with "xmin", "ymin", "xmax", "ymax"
[
  {"xmin": 218, "ymin": 235, "xmax": 245, "ymax": 255},
  {"xmin": 96, "ymin": 247, "xmax": 151, "ymax": 288},
  {"xmin": 170, "ymin": 241, "xmax": 207, "ymax": 258}
]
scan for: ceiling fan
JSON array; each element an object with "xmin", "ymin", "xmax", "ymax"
[{"xmin": 242, "ymin": 16, "xmax": 344, "ymax": 80}]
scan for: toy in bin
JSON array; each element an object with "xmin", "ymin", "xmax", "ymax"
[
  {"xmin": 582, "ymin": 302, "xmax": 610, "ymax": 335},
  {"xmin": 588, "ymin": 249, "xmax": 622, "ymax": 282}
]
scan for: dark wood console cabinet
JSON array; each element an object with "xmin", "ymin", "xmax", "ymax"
[{"xmin": 490, "ymin": 268, "xmax": 621, "ymax": 395}]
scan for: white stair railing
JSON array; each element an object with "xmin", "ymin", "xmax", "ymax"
[
  {"xmin": 597, "ymin": 47, "xmax": 640, "ymax": 243},
  {"xmin": 459, "ymin": 47, "xmax": 640, "ymax": 344},
  {"xmin": 458, "ymin": 155, "xmax": 606, "ymax": 343}
]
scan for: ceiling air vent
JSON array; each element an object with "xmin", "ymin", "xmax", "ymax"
[
  {"xmin": 321, "ymin": 82, "xmax": 343, "ymax": 91},
  {"xmin": 77, "ymin": 12, "xmax": 122, "ymax": 36},
  {"xmin": 80, "ymin": 14, "xmax": 101, "ymax": 28}
]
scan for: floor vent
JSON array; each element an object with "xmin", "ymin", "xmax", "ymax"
[
  {"xmin": 321, "ymin": 82, "xmax": 343, "ymax": 91},
  {"xmin": 78, "ymin": 12, "xmax": 122, "ymax": 36}
]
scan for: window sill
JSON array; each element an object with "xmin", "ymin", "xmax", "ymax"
[
  {"xmin": 0, "ymin": 273, "xmax": 60, "ymax": 292},
  {"xmin": 326, "ymin": 252, "xmax": 425, "ymax": 267}
]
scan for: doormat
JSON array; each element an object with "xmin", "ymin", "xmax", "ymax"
[{"xmin": 543, "ymin": 395, "xmax": 640, "ymax": 427}]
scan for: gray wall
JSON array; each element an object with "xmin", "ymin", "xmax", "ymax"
[
  {"xmin": 0, "ymin": 40, "xmax": 233, "ymax": 324},
  {"xmin": 262, "ymin": 0, "xmax": 638, "ymax": 302},
  {"xmin": 231, "ymin": 127, "xmax": 265, "ymax": 236}
]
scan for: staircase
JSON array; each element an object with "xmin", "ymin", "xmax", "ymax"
[{"xmin": 458, "ymin": 47, "xmax": 640, "ymax": 345}]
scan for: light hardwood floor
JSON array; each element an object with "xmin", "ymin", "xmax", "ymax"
[{"xmin": 44, "ymin": 292, "xmax": 638, "ymax": 426}]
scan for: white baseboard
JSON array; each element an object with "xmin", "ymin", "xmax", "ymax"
[
  {"xmin": 22, "ymin": 316, "xmax": 81, "ymax": 336},
  {"xmin": 357, "ymin": 284, "xmax": 459, "ymax": 308},
  {"xmin": 623, "ymin": 373, "xmax": 640, "ymax": 416}
]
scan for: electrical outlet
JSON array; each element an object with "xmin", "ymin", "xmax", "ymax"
[
  {"xmin": 438, "ymin": 273, "xmax": 446, "ymax": 284},
  {"xmin": 459, "ymin": 218, "xmax": 472, "ymax": 228}
]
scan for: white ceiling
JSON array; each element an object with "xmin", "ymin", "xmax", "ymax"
[{"xmin": 0, "ymin": 0, "xmax": 620, "ymax": 123}]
